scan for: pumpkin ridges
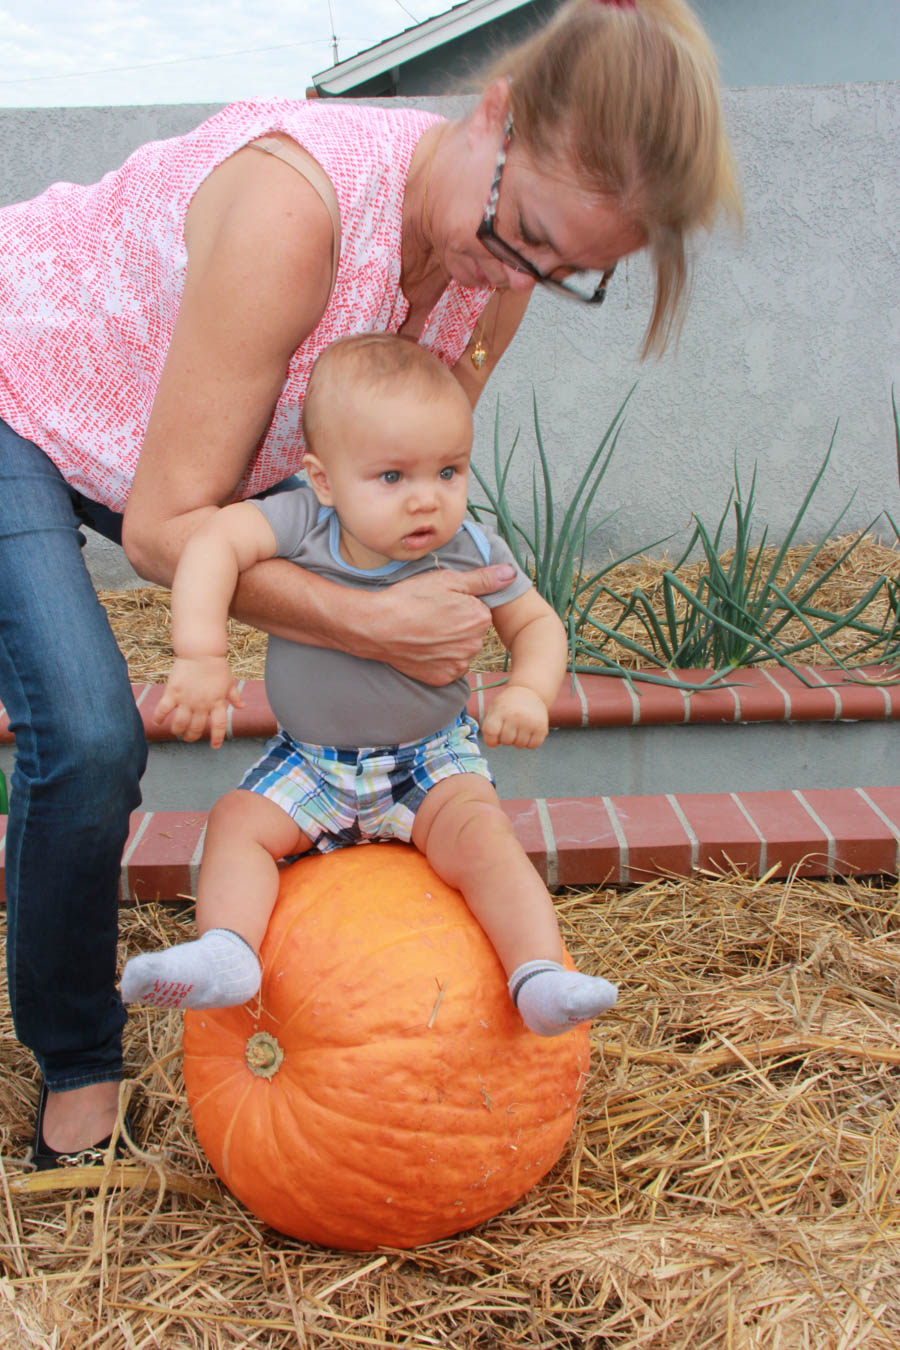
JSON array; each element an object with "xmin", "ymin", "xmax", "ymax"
[
  {"xmin": 183, "ymin": 1055, "xmax": 254, "ymax": 1113},
  {"xmin": 191, "ymin": 1037, "xmax": 586, "ymax": 1247},
  {"xmin": 188, "ymin": 1005, "xmax": 586, "ymax": 1127},
  {"xmin": 219, "ymin": 1079, "xmax": 257, "ymax": 1182},
  {"xmin": 189, "ymin": 1035, "xmax": 585, "ymax": 1139},
  {"xmin": 269, "ymin": 920, "xmax": 501, "ymax": 1043}
]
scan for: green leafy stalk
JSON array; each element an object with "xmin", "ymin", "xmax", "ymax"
[
  {"xmin": 469, "ymin": 386, "xmax": 638, "ymax": 670},
  {"xmin": 470, "ymin": 388, "xmax": 899, "ymax": 681}
]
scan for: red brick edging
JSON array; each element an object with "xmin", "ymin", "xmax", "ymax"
[
  {"xmin": 115, "ymin": 667, "xmax": 899, "ymax": 743},
  {"xmin": 1, "ymin": 670, "xmax": 897, "ymax": 892},
  {"xmin": 1, "ymin": 668, "xmax": 897, "ymax": 747},
  {"xmin": 1, "ymin": 787, "xmax": 897, "ymax": 900}
]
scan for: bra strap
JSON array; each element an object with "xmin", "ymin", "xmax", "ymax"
[{"xmin": 248, "ymin": 135, "xmax": 342, "ymax": 301}]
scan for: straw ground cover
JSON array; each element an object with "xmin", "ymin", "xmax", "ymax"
[
  {"xmin": 1, "ymin": 546, "xmax": 895, "ymax": 1343},
  {"xmin": 2, "ymin": 872, "xmax": 898, "ymax": 1347},
  {"xmin": 95, "ymin": 532, "xmax": 899, "ymax": 684}
]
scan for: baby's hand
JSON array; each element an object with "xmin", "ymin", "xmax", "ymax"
[
  {"xmin": 153, "ymin": 656, "xmax": 244, "ymax": 748},
  {"xmin": 480, "ymin": 685, "xmax": 549, "ymax": 749}
]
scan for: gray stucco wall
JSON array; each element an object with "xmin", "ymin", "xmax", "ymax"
[
  {"xmin": 482, "ymin": 82, "xmax": 900, "ymax": 561},
  {"xmin": 1, "ymin": 86, "xmax": 898, "ymax": 586},
  {"xmin": 693, "ymin": 0, "xmax": 899, "ymax": 86}
]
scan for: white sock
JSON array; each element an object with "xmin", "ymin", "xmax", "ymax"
[
  {"xmin": 508, "ymin": 959, "xmax": 618, "ymax": 1037},
  {"xmin": 121, "ymin": 928, "xmax": 261, "ymax": 1010}
]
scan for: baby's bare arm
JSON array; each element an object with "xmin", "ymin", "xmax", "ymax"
[
  {"xmin": 154, "ymin": 503, "xmax": 278, "ymax": 746},
  {"xmin": 169, "ymin": 503, "xmax": 278, "ymax": 656},
  {"xmin": 481, "ymin": 589, "xmax": 567, "ymax": 749}
]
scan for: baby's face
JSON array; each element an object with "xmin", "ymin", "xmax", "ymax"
[{"xmin": 309, "ymin": 384, "xmax": 474, "ymax": 571}]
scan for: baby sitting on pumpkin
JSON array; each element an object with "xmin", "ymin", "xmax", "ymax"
[{"xmin": 121, "ymin": 334, "xmax": 617, "ymax": 1036}]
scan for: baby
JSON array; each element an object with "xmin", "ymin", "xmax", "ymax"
[{"xmin": 122, "ymin": 334, "xmax": 617, "ymax": 1035}]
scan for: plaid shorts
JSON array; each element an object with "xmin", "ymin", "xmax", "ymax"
[{"xmin": 238, "ymin": 712, "xmax": 494, "ymax": 853}]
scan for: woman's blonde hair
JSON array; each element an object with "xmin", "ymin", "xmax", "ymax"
[{"xmin": 492, "ymin": 0, "xmax": 740, "ymax": 356}]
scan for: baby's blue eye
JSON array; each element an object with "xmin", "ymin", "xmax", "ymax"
[
  {"xmin": 439, "ymin": 466, "xmax": 456, "ymax": 480},
  {"xmin": 381, "ymin": 470, "xmax": 401, "ymax": 484}
]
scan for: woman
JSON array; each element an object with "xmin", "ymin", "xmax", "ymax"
[{"xmin": 0, "ymin": 0, "xmax": 737, "ymax": 1165}]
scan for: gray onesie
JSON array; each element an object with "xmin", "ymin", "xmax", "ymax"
[{"xmin": 251, "ymin": 485, "xmax": 532, "ymax": 748}]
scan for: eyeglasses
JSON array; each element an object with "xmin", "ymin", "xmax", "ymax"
[{"xmin": 476, "ymin": 113, "xmax": 616, "ymax": 305}]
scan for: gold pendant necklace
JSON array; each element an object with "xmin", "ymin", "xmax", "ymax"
[{"xmin": 421, "ymin": 126, "xmax": 495, "ymax": 370}]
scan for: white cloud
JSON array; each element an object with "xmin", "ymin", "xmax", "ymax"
[{"xmin": 0, "ymin": 0, "xmax": 453, "ymax": 106}]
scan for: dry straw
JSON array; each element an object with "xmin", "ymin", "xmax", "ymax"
[
  {"xmin": 2, "ymin": 870, "xmax": 898, "ymax": 1347},
  {"xmin": 96, "ymin": 531, "xmax": 899, "ymax": 684},
  {"xmin": 3, "ymin": 557, "xmax": 897, "ymax": 1343}
]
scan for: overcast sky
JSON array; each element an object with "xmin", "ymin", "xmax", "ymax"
[{"xmin": 0, "ymin": 0, "xmax": 454, "ymax": 106}]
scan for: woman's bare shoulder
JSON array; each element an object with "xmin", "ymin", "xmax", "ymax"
[{"xmin": 185, "ymin": 139, "xmax": 336, "ymax": 283}]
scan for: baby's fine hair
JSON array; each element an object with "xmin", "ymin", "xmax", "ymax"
[
  {"xmin": 489, "ymin": 0, "xmax": 740, "ymax": 356},
  {"xmin": 302, "ymin": 334, "xmax": 465, "ymax": 453},
  {"xmin": 306, "ymin": 332, "xmax": 469, "ymax": 453}
]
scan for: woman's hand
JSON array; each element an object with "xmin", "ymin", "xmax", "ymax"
[
  {"xmin": 153, "ymin": 656, "xmax": 244, "ymax": 748},
  {"xmin": 352, "ymin": 565, "xmax": 516, "ymax": 685}
]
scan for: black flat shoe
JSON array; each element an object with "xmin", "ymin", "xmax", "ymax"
[{"xmin": 32, "ymin": 1081, "xmax": 133, "ymax": 1171}]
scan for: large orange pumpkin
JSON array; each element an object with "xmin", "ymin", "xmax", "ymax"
[{"xmin": 182, "ymin": 842, "xmax": 590, "ymax": 1250}]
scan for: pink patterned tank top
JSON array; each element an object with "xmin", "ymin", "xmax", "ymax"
[{"xmin": 0, "ymin": 101, "xmax": 493, "ymax": 511}]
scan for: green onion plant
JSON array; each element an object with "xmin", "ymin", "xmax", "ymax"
[
  {"xmin": 469, "ymin": 386, "xmax": 636, "ymax": 616},
  {"xmin": 469, "ymin": 387, "xmax": 682, "ymax": 679},
  {"xmin": 471, "ymin": 388, "xmax": 899, "ymax": 686}
]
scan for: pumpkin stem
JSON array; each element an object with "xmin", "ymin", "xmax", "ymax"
[{"xmin": 245, "ymin": 1031, "xmax": 284, "ymax": 1080}]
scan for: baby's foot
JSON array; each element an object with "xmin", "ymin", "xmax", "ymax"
[
  {"xmin": 509, "ymin": 960, "xmax": 617, "ymax": 1037},
  {"xmin": 121, "ymin": 928, "xmax": 261, "ymax": 1010}
]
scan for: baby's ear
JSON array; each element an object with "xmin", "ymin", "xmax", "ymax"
[{"xmin": 303, "ymin": 453, "xmax": 333, "ymax": 506}]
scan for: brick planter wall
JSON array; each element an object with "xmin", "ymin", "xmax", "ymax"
[{"xmin": 1, "ymin": 668, "xmax": 897, "ymax": 897}]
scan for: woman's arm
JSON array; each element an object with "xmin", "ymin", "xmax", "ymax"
[
  {"xmin": 122, "ymin": 146, "xmax": 522, "ymax": 684},
  {"xmin": 229, "ymin": 555, "xmax": 516, "ymax": 686},
  {"xmin": 123, "ymin": 144, "xmax": 334, "ymax": 582}
]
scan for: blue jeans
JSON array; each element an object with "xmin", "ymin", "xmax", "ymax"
[{"xmin": 0, "ymin": 419, "xmax": 147, "ymax": 1091}]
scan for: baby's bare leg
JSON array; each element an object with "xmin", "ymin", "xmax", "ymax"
[
  {"xmin": 413, "ymin": 775, "xmax": 616, "ymax": 1036},
  {"xmin": 412, "ymin": 775, "xmax": 562, "ymax": 972},
  {"xmin": 195, "ymin": 789, "xmax": 311, "ymax": 950},
  {"xmin": 121, "ymin": 790, "xmax": 311, "ymax": 1010}
]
